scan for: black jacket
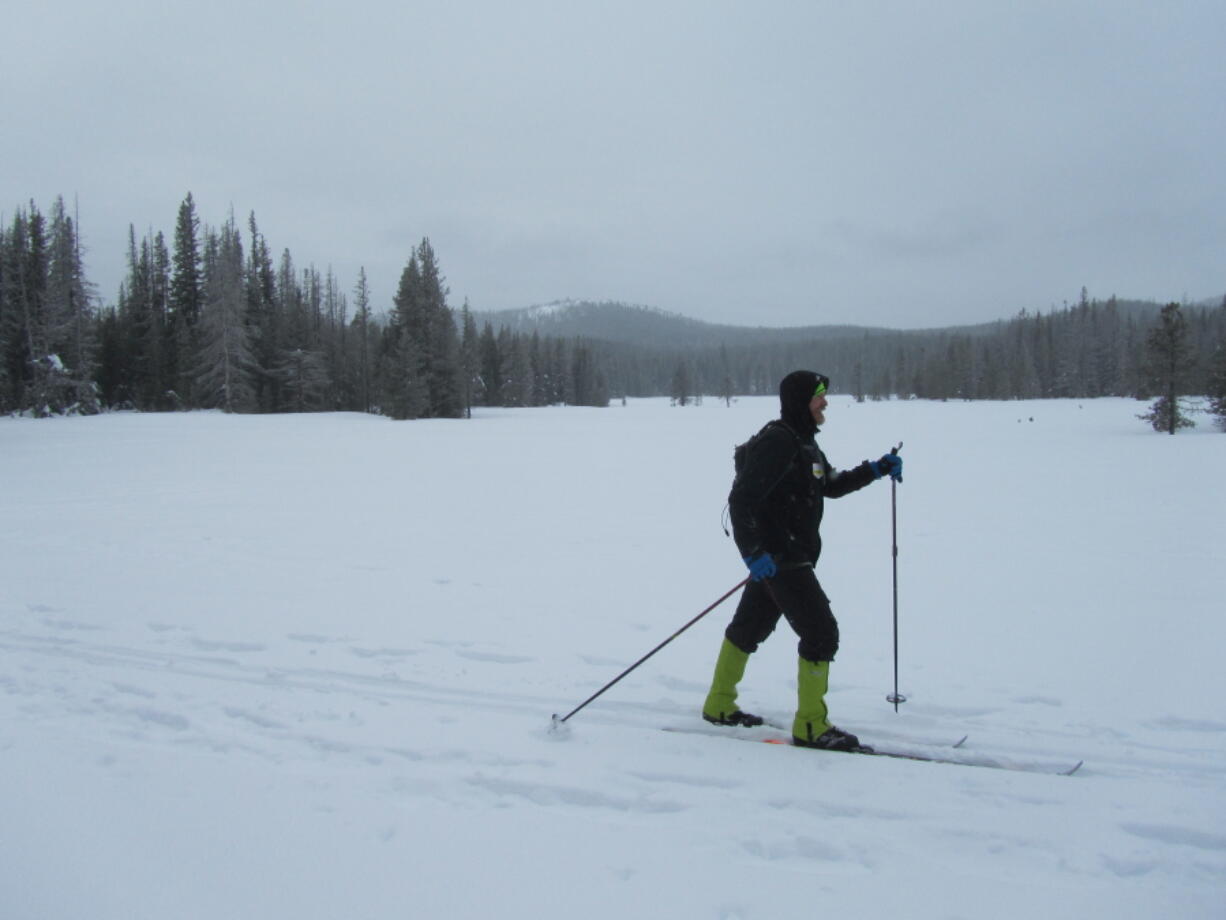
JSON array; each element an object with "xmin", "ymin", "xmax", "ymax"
[{"xmin": 728, "ymin": 420, "xmax": 876, "ymax": 568}]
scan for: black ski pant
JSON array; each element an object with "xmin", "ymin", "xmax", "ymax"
[{"xmin": 724, "ymin": 565, "xmax": 839, "ymax": 663}]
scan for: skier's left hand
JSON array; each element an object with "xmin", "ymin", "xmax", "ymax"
[
  {"xmin": 874, "ymin": 453, "xmax": 903, "ymax": 483},
  {"xmin": 742, "ymin": 552, "xmax": 777, "ymax": 581}
]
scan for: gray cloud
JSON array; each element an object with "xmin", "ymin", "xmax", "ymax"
[{"xmin": 5, "ymin": 0, "xmax": 1223, "ymax": 329}]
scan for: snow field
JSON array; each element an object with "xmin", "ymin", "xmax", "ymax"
[{"xmin": 1, "ymin": 398, "xmax": 1223, "ymax": 919}]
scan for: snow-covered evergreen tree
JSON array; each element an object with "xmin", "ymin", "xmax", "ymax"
[
  {"xmin": 392, "ymin": 239, "xmax": 462, "ymax": 418},
  {"xmin": 1139, "ymin": 302, "xmax": 1196, "ymax": 434},
  {"xmin": 195, "ymin": 217, "xmax": 257, "ymax": 412},
  {"xmin": 170, "ymin": 193, "xmax": 204, "ymax": 405}
]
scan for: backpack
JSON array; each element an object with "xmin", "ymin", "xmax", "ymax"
[
  {"xmin": 724, "ymin": 421, "xmax": 804, "ymax": 536},
  {"xmin": 732, "ymin": 420, "xmax": 799, "ymax": 479}
]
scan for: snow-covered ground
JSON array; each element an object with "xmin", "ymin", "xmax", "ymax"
[{"xmin": 2, "ymin": 397, "xmax": 1223, "ymax": 920}]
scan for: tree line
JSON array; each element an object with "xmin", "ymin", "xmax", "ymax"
[
  {"xmin": 3, "ymin": 194, "xmax": 1224, "ymax": 432},
  {"xmin": 651, "ymin": 291, "xmax": 1225, "ymax": 404},
  {"xmin": 645, "ymin": 292, "xmax": 1226, "ymax": 431},
  {"xmin": 1, "ymin": 195, "xmax": 609, "ymax": 418}
]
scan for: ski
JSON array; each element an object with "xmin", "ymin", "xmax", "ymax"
[
  {"xmin": 677, "ymin": 722, "xmax": 968, "ymax": 750},
  {"xmin": 764, "ymin": 736, "xmax": 1083, "ymax": 775},
  {"xmin": 664, "ymin": 725, "xmax": 1082, "ymax": 776}
]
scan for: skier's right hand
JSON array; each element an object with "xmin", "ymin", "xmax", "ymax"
[
  {"xmin": 743, "ymin": 552, "xmax": 777, "ymax": 581},
  {"xmin": 873, "ymin": 453, "xmax": 903, "ymax": 482}
]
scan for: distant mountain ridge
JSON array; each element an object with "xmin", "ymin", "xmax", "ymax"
[
  {"xmin": 473, "ymin": 297, "xmax": 1192, "ymax": 351},
  {"xmin": 473, "ymin": 299, "xmax": 915, "ymax": 350}
]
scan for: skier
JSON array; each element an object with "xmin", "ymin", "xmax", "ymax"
[{"xmin": 702, "ymin": 370, "xmax": 902, "ymax": 751}]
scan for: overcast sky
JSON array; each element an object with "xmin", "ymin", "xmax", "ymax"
[{"xmin": 6, "ymin": 1, "xmax": 1224, "ymax": 329}]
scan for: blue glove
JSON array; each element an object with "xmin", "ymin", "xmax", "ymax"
[
  {"xmin": 873, "ymin": 453, "xmax": 903, "ymax": 483},
  {"xmin": 743, "ymin": 552, "xmax": 777, "ymax": 581}
]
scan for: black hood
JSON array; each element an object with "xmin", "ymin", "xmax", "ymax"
[{"xmin": 778, "ymin": 370, "xmax": 828, "ymax": 437}]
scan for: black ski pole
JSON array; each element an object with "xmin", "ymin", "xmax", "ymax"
[
  {"xmin": 886, "ymin": 442, "xmax": 907, "ymax": 712},
  {"xmin": 551, "ymin": 576, "xmax": 750, "ymax": 729}
]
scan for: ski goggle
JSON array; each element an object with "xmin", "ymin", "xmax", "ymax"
[{"xmin": 813, "ymin": 377, "xmax": 829, "ymax": 397}]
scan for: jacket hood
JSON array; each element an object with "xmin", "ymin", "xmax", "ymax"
[{"xmin": 778, "ymin": 370, "xmax": 828, "ymax": 437}]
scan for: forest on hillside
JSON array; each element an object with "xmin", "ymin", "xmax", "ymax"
[
  {"xmin": 3, "ymin": 195, "xmax": 1225, "ymax": 422},
  {"xmin": 622, "ymin": 291, "xmax": 1226, "ymax": 404}
]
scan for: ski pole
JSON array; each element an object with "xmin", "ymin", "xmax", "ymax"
[
  {"xmin": 551, "ymin": 576, "xmax": 750, "ymax": 728},
  {"xmin": 886, "ymin": 442, "xmax": 906, "ymax": 712}
]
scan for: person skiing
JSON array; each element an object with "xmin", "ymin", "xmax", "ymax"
[{"xmin": 702, "ymin": 370, "xmax": 902, "ymax": 751}]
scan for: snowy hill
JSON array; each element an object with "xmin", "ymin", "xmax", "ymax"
[
  {"xmin": 472, "ymin": 297, "xmax": 1185, "ymax": 350},
  {"xmin": 474, "ymin": 299, "xmax": 896, "ymax": 348},
  {"xmin": 2, "ymin": 400, "xmax": 1224, "ymax": 919}
]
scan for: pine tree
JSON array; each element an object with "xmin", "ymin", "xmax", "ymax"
[
  {"xmin": 276, "ymin": 347, "xmax": 331, "ymax": 412},
  {"xmin": 494, "ymin": 326, "xmax": 516, "ymax": 405},
  {"xmin": 12, "ymin": 203, "xmax": 56, "ymax": 413},
  {"xmin": 387, "ymin": 255, "xmax": 427, "ymax": 417},
  {"xmin": 1139, "ymin": 302, "xmax": 1196, "ymax": 434},
  {"xmin": 0, "ymin": 207, "xmax": 46, "ymax": 412},
  {"xmin": 458, "ymin": 300, "xmax": 479, "ymax": 417},
  {"xmin": 269, "ymin": 262, "xmax": 331, "ymax": 413},
  {"xmin": 545, "ymin": 337, "xmax": 567, "ymax": 405},
  {"xmin": 323, "ymin": 267, "xmax": 346, "ymax": 408},
  {"xmin": 351, "ymin": 267, "xmax": 374, "ymax": 413},
  {"xmin": 851, "ymin": 358, "xmax": 865, "ymax": 403},
  {"xmin": 670, "ymin": 360, "xmax": 691, "ymax": 406},
  {"xmin": 43, "ymin": 197, "xmax": 99, "ymax": 413},
  {"xmin": 393, "ymin": 239, "xmax": 462, "ymax": 418},
  {"xmin": 19, "ymin": 207, "xmax": 49, "ymax": 412},
  {"xmin": 152, "ymin": 232, "xmax": 174, "ymax": 407},
  {"xmin": 170, "ymin": 193, "xmax": 203, "ymax": 404},
  {"xmin": 196, "ymin": 217, "xmax": 257, "ymax": 412},
  {"xmin": 718, "ymin": 344, "xmax": 733, "ymax": 406},
  {"xmin": 118, "ymin": 225, "xmax": 171, "ymax": 409},
  {"xmin": 94, "ymin": 307, "xmax": 126, "ymax": 407},
  {"xmin": 505, "ymin": 331, "xmax": 533, "ymax": 407},
  {"xmin": 259, "ymin": 244, "xmax": 301, "ymax": 411},
  {"xmin": 171, "ymin": 194, "xmax": 204, "ymax": 329},
  {"xmin": 239, "ymin": 217, "xmax": 279, "ymax": 410},
  {"xmin": 528, "ymin": 330, "xmax": 547, "ymax": 406},
  {"xmin": 477, "ymin": 320, "xmax": 501, "ymax": 407},
  {"xmin": 380, "ymin": 319, "xmax": 427, "ymax": 419}
]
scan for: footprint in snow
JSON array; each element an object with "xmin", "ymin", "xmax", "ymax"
[
  {"xmin": 126, "ymin": 706, "xmax": 190, "ymax": 731},
  {"xmin": 1012, "ymin": 695, "xmax": 1063, "ymax": 707},
  {"xmin": 1149, "ymin": 716, "xmax": 1226, "ymax": 733},
  {"xmin": 454, "ymin": 650, "xmax": 534, "ymax": 664},
  {"xmin": 42, "ymin": 618, "xmax": 104, "ymax": 632},
  {"xmin": 288, "ymin": 633, "xmax": 348, "ymax": 644},
  {"xmin": 223, "ymin": 706, "xmax": 287, "ymax": 730},
  {"xmin": 1121, "ymin": 823, "xmax": 1226, "ymax": 852},
  {"xmin": 189, "ymin": 638, "xmax": 267, "ymax": 653},
  {"xmin": 350, "ymin": 647, "xmax": 421, "ymax": 660}
]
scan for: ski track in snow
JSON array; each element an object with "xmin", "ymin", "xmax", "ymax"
[{"xmin": 2, "ymin": 400, "xmax": 1225, "ymax": 920}]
